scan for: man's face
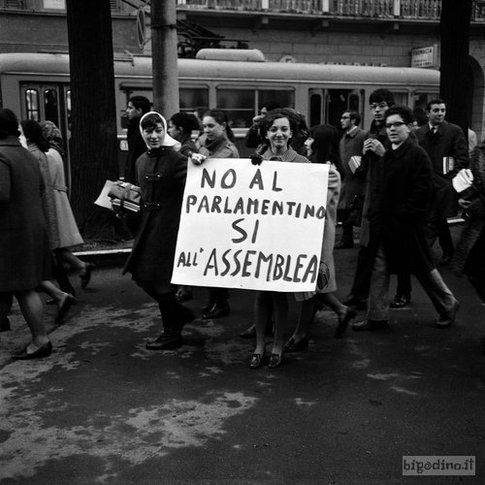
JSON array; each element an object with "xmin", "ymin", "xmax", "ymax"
[
  {"xmin": 369, "ymin": 101, "xmax": 389, "ymax": 124},
  {"xmin": 428, "ymin": 103, "xmax": 446, "ymax": 126},
  {"xmin": 126, "ymin": 102, "xmax": 142, "ymax": 120},
  {"xmin": 340, "ymin": 112, "xmax": 352, "ymax": 130}
]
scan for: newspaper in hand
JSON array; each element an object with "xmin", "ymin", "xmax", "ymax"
[
  {"xmin": 452, "ymin": 168, "xmax": 474, "ymax": 193},
  {"xmin": 348, "ymin": 155, "xmax": 362, "ymax": 174}
]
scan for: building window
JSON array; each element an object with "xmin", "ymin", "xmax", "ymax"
[{"xmin": 43, "ymin": 0, "xmax": 65, "ymax": 9}]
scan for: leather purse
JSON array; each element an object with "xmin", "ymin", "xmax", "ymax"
[{"xmin": 108, "ymin": 181, "xmax": 141, "ymax": 213}]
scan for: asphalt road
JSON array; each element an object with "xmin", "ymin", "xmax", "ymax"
[{"xmin": 0, "ymin": 243, "xmax": 484, "ymax": 484}]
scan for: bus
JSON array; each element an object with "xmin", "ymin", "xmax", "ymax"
[{"xmin": 0, "ymin": 49, "xmax": 439, "ymax": 172}]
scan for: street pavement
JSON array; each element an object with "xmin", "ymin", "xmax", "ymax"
[{"xmin": 0, "ymin": 240, "xmax": 484, "ymax": 484}]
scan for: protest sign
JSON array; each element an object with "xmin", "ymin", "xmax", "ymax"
[{"xmin": 172, "ymin": 158, "xmax": 329, "ymax": 292}]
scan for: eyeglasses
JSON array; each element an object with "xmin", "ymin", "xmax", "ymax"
[
  {"xmin": 369, "ymin": 102, "xmax": 388, "ymax": 110},
  {"xmin": 385, "ymin": 121, "xmax": 406, "ymax": 129},
  {"xmin": 341, "ymin": 116, "xmax": 350, "ymax": 119}
]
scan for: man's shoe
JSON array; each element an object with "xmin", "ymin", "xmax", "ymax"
[
  {"xmin": 352, "ymin": 319, "xmax": 389, "ymax": 331},
  {"xmin": 435, "ymin": 300, "xmax": 460, "ymax": 328},
  {"xmin": 202, "ymin": 302, "xmax": 230, "ymax": 319},
  {"xmin": 12, "ymin": 341, "xmax": 52, "ymax": 360},
  {"xmin": 343, "ymin": 295, "xmax": 367, "ymax": 311},
  {"xmin": 0, "ymin": 317, "xmax": 10, "ymax": 332},
  {"xmin": 146, "ymin": 333, "xmax": 183, "ymax": 350},
  {"xmin": 389, "ymin": 295, "xmax": 411, "ymax": 309}
]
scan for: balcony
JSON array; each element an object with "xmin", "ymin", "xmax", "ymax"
[{"xmin": 176, "ymin": 0, "xmax": 485, "ymax": 22}]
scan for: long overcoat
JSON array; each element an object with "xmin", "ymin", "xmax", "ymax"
[
  {"xmin": 123, "ymin": 146, "xmax": 187, "ymax": 290},
  {"xmin": 0, "ymin": 136, "xmax": 51, "ymax": 291},
  {"xmin": 368, "ymin": 138, "xmax": 435, "ymax": 274},
  {"xmin": 415, "ymin": 121, "xmax": 468, "ymax": 218}
]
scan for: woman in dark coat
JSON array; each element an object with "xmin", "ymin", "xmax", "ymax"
[
  {"xmin": 123, "ymin": 111, "xmax": 194, "ymax": 350},
  {"xmin": 0, "ymin": 108, "xmax": 52, "ymax": 359}
]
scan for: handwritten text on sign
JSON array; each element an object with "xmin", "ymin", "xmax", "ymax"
[{"xmin": 172, "ymin": 158, "xmax": 329, "ymax": 292}]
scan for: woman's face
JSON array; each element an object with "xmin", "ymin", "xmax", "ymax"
[
  {"xmin": 266, "ymin": 117, "xmax": 292, "ymax": 150},
  {"xmin": 385, "ymin": 114, "xmax": 410, "ymax": 144},
  {"xmin": 142, "ymin": 122, "xmax": 165, "ymax": 149},
  {"xmin": 202, "ymin": 116, "xmax": 225, "ymax": 141},
  {"xmin": 168, "ymin": 119, "xmax": 182, "ymax": 141}
]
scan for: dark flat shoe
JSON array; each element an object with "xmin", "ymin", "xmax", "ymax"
[
  {"xmin": 146, "ymin": 334, "xmax": 183, "ymax": 350},
  {"xmin": 80, "ymin": 263, "xmax": 95, "ymax": 289},
  {"xmin": 267, "ymin": 352, "xmax": 283, "ymax": 368},
  {"xmin": 334, "ymin": 307, "xmax": 357, "ymax": 338},
  {"xmin": 56, "ymin": 294, "xmax": 78, "ymax": 325},
  {"xmin": 202, "ymin": 302, "xmax": 230, "ymax": 319},
  {"xmin": 389, "ymin": 295, "xmax": 411, "ymax": 309},
  {"xmin": 249, "ymin": 352, "xmax": 265, "ymax": 369},
  {"xmin": 284, "ymin": 336, "xmax": 308, "ymax": 352},
  {"xmin": 435, "ymin": 300, "xmax": 460, "ymax": 328},
  {"xmin": 12, "ymin": 341, "xmax": 52, "ymax": 360}
]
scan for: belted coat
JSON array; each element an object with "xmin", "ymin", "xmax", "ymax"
[{"xmin": 123, "ymin": 146, "xmax": 187, "ymax": 290}]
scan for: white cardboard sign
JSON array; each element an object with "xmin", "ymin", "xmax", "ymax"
[{"xmin": 171, "ymin": 158, "xmax": 329, "ymax": 292}]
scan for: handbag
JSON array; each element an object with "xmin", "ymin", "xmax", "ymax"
[{"xmin": 108, "ymin": 181, "xmax": 141, "ymax": 213}]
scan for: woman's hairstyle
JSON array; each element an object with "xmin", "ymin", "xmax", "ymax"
[
  {"xmin": 170, "ymin": 112, "xmax": 200, "ymax": 136},
  {"xmin": 385, "ymin": 105, "xmax": 415, "ymax": 125},
  {"xmin": 21, "ymin": 119, "xmax": 51, "ymax": 152},
  {"xmin": 260, "ymin": 109, "xmax": 298, "ymax": 141},
  {"xmin": 0, "ymin": 108, "xmax": 20, "ymax": 139},
  {"xmin": 40, "ymin": 120, "xmax": 65, "ymax": 157},
  {"xmin": 140, "ymin": 112, "xmax": 165, "ymax": 132},
  {"xmin": 309, "ymin": 124, "xmax": 341, "ymax": 165},
  {"xmin": 129, "ymin": 95, "xmax": 151, "ymax": 114},
  {"xmin": 203, "ymin": 109, "xmax": 235, "ymax": 141}
]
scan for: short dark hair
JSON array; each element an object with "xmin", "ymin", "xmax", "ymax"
[
  {"xmin": 0, "ymin": 108, "xmax": 20, "ymax": 139},
  {"xmin": 140, "ymin": 113, "xmax": 164, "ymax": 132},
  {"xmin": 129, "ymin": 95, "xmax": 151, "ymax": 114},
  {"xmin": 21, "ymin": 119, "xmax": 51, "ymax": 152},
  {"xmin": 385, "ymin": 105, "xmax": 414, "ymax": 125},
  {"xmin": 426, "ymin": 98, "xmax": 446, "ymax": 111},
  {"xmin": 369, "ymin": 89, "xmax": 395, "ymax": 107},
  {"xmin": 348, "ymin": 111, "xmax": 361, "ymax": 125},
  {"xmin": 170, "ymin": 112, "xmax": 200, "ymax": 135},
  {"xmin": 260, "ymin": 109, "xmax": 298, "ymax": 141},
  {"xmin": 262, "ymin": 100, "xmax": 281, "ymax": 112}
]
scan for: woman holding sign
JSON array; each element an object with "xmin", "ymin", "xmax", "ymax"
[
  {"xmin": 123, "ymin": 111, "xmax": 199, "ymax": 350},
  {"xmin": 198, "ymin": 109, "xmax": 239, "ymax": 320},
  {"xmin": 249, "ymin": 109, "xmax": 310, "ymax": 369}
]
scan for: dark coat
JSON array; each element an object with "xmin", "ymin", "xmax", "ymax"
[
  {"xmin": 179, "ymin": 137, "xmax": 198, "ymax": 157},
  {"xmin": 368, "ymin": 138, "xmax": 435, "ymax": 274},
  {"xmin": 338, "ymin": 126, "xmax": 367, "ymax": 209},
  {"xmin": 0, "ymin": 137, "xmax": 51, "ymax": 291},
  {"xmin": 124, "ymin": 117, "xmax": 148, "ymax": 184},
  {"xmin": 123, "ymin": 146, "xmax": 187, "ymax": 290},
  {"xmin": 416, "ymin": 121, "xmax": 469, "ymax": 218}
]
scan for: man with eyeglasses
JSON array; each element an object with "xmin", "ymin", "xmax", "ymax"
[
  {"xmin": 337, "ymin": 110, "xmax": 367, "ymax": 249},
  {"xmin": 344, "ymin": 89, "xmax": 394, "ymax": 311},
  {"xmin": 353, "ymin": 106, "xmax": 459, "ymax": 331}
]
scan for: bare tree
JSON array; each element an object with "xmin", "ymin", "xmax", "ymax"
[
  {"xmin": 66, "ymin": 0, "xmax": 119, "ymax": 234},
  {"xmin": 439, "ymin": 0, "xmax": 473, "ymax": 136}
]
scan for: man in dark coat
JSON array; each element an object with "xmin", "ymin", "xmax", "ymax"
[
  {"xmin": 337, "ymin": 110, "xmax": 367, "ymax": 248},
  {"xmin": 416, "ymin": 98, "xmax": 469, "ymax": 260},
  {"xmin": 123, "ymin": 95, "xmax": 151, "ymax": 184},
  {"xmin": 344, "ymin": 88, "xmax": 394, "ymax": 310},
  {"xmin": 353, "ymin": 106, "xmax": 459, "ymax": 331}
]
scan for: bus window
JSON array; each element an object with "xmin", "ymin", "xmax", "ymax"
[
  {"xmin": 180, "ymin": 87, "xmax": 208, "ymax": 120},
  {"xmin": 326, "ymin": 90, "xmax": 351, "ymax": 128},
  {"xmin": 413, "ymin": 92, "xmax": 433, "ymax": 111},
  {"xmin": 309, "ymin": 92, "xmax": 322, "ymax": 127},
  {"xmin": 65, "ymin": 89, "xmax": 71, "ymax": 132},
  {"xmin": 44, "ymin": 88, "xmax": 59, "ymax": 127},
  {"xmin": 25, "ymin": 89, "xmax": 40, "ymax": 121},
  {"xmin": 258, "ymin": 89, "xmax": 294, "ymax": 110},
  {"xmin": 349, "ymin": 93, "xmax": 360, "ymax": 112},
  {"xmin": 392, "ymin": 92, "xmax": 409, "ymax": 107},
  {"xmin": 216, "ymin": 88, "xmax": 254, "ymax": 128}
]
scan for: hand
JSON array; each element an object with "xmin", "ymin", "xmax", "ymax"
[
  {"xmin": 252, "ymin": 114, "xmax": 264, "ymax": 124},
  {"xmin": 189, "ymin": 153, "xmax": 206, "ymax": 166},
  {"xmin": 458, "ymin": 198, "xmax": 472, "ymax": 209},
  {"xmin": 250, "ymin": 153, "xmax": 263, "ymax": 166},
  {"xmin": 363, "ymin": 138, "xmax": 385, "ymax": 156}
]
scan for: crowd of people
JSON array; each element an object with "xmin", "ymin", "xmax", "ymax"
[{"xmin": 1, "ymin": 87, "xmax": 485, "ymax": 364}]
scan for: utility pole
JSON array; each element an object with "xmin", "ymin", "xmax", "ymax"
[{"xmin": 151, "ymin": 0, "xmax": 179, "ymax": 117}]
